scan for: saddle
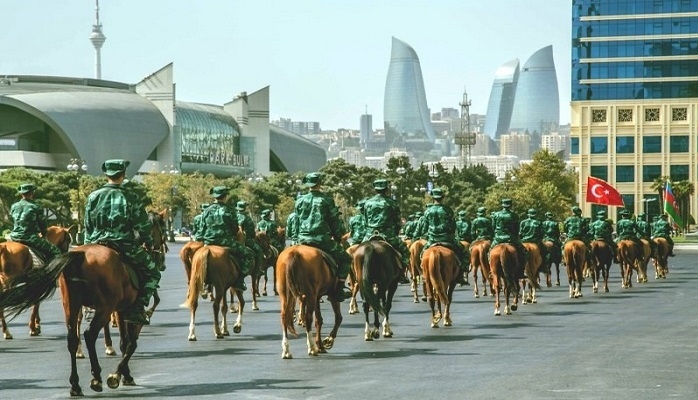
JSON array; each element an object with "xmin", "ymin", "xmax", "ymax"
[
  {"xmin": 95, "ymin": 241, "xmax": 141, "ymax": 291},
  {"xmin": 7, "ymin": 239, "xmax": 46, "ymax": 268},
  {"xmin": 429, "ymin": 242, "xmax": 461, "ymax": 267},
  {"xmin": 366, "ymin": 235, "xmax": 404, "ymax": 267}
]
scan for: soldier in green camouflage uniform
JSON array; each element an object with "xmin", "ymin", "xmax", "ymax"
[
  {"xmin": 490, "ymin": 198, "xmax": 527, "ymax": 279},
  {"xmin": 563, "ymin": 206, "xmax": 592, "ymax": 260},
  {"xmin": 190, "ymin": 203, "xmax": 209, "ymax": 241},
  {"xmin": 635, "ymin": 212, "xmax": 656, "ymax": 255},
  {"xmin": 198, "ymin": 186, "xmax": 254, "ymax": 292},
  {"xmin": 412, "ymin": 211, "xmax": 426, "ymax": 240},
  {"xmin": 402, "ymin": 214, "xmax": 416, "ymax": 240},
  {"xmin": 615, "ymin": 210, "xmax": 642, "ymax": 246},
  {"xmin": 257, "ymin": 209, "xmax": 282, "ymax": 250},
  {"xmin": 84, "ymin": 160, "xmax": 161, "ymax": 325},
  {"xmin": 362, "ymin": 179, "xmax": 410, "ymax": 283},
  {"xmin": 10, "ymin": 183, "xmax": 62, "ymax": 263},
  {"xmin": 420, "ymin": 188, "xmax": 469, "ymax": 285},
  {"xmin": 348, "ymin": 200, "xmax": 367, "ymax": 245},
  {"xmin": 236, "ymin": 201, "xmax": 265, "ymax": 269},
  {"xmin": 652, "ymin": 213, "xmax": 675, "ymax": 256},
  {"xmin": 470, "ymin": 206, "xmax": 493, "ymax": 244},
  {"xmin": 589, "ymin": 210, "xmax": 616, "ymax": 259},
  {"xmin": 294, "ymin": 172, "xmax": 352, "ymax": 301},
  {"xmin": 519, "ymin": 208, "xmax": 546, "ymax": 267},
  {"xmin": 456, "ymin": 210, "xmax": 473, "ymax": 243},
  {"xmin": 285, "ymin": 211, "xmax": 298, "ymax": 246},
  {"xmin": 541, "ymin": 211, "xmax": 562, "ymax": 266}
]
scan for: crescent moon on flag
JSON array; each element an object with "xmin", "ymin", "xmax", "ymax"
[{"xmin": 591, "ymin": 184, "xmax": 604, "ymax": 198}]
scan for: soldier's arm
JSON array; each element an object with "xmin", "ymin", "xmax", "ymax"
[{"xmin": 131, "ymin": 200, "xmax": 154, "ymax": 248}]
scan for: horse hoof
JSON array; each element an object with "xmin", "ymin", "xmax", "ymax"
[
  {"xmin": 76, "ymin": 351, "xmax": 85, "ymax": 359},
  {"xmin": 233, "ymin": 325, "xmax": 242, "ymax": 334},
  {"xmin": 431, "ymin": 323, "xmax": 438, "ymax": 328},
  {"xmin": 308, "ymin": 349, "xmax": 319, "ymax": 356},
  {"xmin": 593, "ymin": 287, "xmax": 598, "ymax": 293},
  {"xmin": 282, "ymin": 353, "xmax": 293, "ymax": 359},
  {"xmin": 106, "ymin": 374, "xmax": 120, "ymax": 389},
  {"xmin": 532, "ymin": 299, "xmax": 538, "ymax": 304},
  {"xmin": 216, "ymin": 334, "xmax": 224, "ymax": 339},
  {"xmin": 90, "ymin": 379, "xmax": 103, "ymax": 392},
  {"xmin": 105, "ymin": 346, "xmax": 116, "ymax": 356},
  {"xmin": 421, "ymin": 296, "xmax": 427, "ymax": 302},
  {"xmin": 604, "ymin": 287, "xmax": 609, "ymax": 293},
  {"xmin": 364, "ymin": 333, "xmax": 373, "ymax": 341},
  {"xmin": 413, "ymin": 299, "xmax": 420, "ymax": 303},
  {"xmin": 511, "ymin": 304, "xmax": 518, "ymax": 311},
  {"xmin": 444, "ymin": 320, "xmax": 452, "ymax": 327},
  {"xmin": 252, "ymin": 305, "xmax": 259, "ymax": 311},
  {"xmin": 223, "ymin": 330, "xmax": 230, "ymax": 336},
  {"xmin": 372, "ymin": 330, "xmax": 380, "ymax": 339},
  {"xmin": 122, "ymin": 377, "xmax": 136, "ymax": 386},
  {"xmin": 4, "ymin": 333, "xmax": 13, "ymax": 340},
  {"xmin": 70, "ymin": 387, "xmax": 84, "ymax": 397},
  {"xmin": 188, "ymin": 335, "xmax": 197, "ymax": 341},
  {"xmin": 262, "ymin": 291, "xmax": 267, "ymax": 296},
  {"xmin": 555, "ymin": 282, "xmax": 560, "ymax": 286},
  {"xmin": 322, "ymin": 337, "xmax": 335, "ymax": 349},
  {"xmin": 30, "ymin": 328, "xmax": 40, "ymax": 336},
  {"xmin": 384, "ymin": 331, "xmax": 393, "ymax": 338}
]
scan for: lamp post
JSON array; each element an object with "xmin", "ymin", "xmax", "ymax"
[
  {"xmin": 161, "ymin": 165, "xmax": 180, "ymax": 242},
  {"xmin": 67, "ymin": 158, "xmax": 88, "ymax": 245},
  {"xmin": 642, "ymin": 198, "xmax": 657, "ymax": 223}
]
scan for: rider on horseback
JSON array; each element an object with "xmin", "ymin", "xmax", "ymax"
[
  {"xmin": 419, "ymin": 188, "xmax": 469, "ymax": 286},
  {"xmin": 563, "ymin": 206, "xmax": 592, "ymax": 263},
  {"xmin": 636, "ymin": 212, "xmax": 656, "ymax": 256},
  {"xmin": 615, "ymin": 209, "xmax": 643, "ymax": 251},
  {"xmin": 541, "ymin": 211, "xmax": 562, "ymax": 266},
  {"xmin": 9, "ymin": 183, "xmax": 62, "ymax": 264},
  {"xmin": 589, "ymin": 210, "xmax": 617, "ymax": 261},
  {"xmin": 198, "ymin": 186, "xmax": 254, "ymax": 292},
  {"xmin": 456, "ymin": 210, "xmax": 473, "ymax": 243},
  {"xmin": 294, "ymin": 172, "xmax": 352, "ymax": 302},
  {"xmin": 362, "ymin": 179, "xmax": 411, "ymax": 284},
  {"xmin": 470, "ymin": 207, "xmax": 493, "ymax": 246},
  {"xmin": 236, "ymin": 201, "xmax": 265, "ymax": 265},
  {"xmin": 348, "ymin": 200, "xmax": 367, "ymax": 246},
  {"xmin": 652, "ymin": 214, "xmax": 676, "ymax": 257},
  {"xmin": 191, "ymin": 203, "xmax": 209, "ymax": 241},
  {"xmin": 84, "ymin": 159, "xmax": 161, "ymax": 326},
  {"xmin": 490, "ymin": 198, "xmax": 527, "ymax": 279},
  {"xmin": 402, "ymin": 214, "xmax": 416, "ymax": 240},
  {"xmin": 520, "ymin": 208, "xmax": 546, "ymax": 265},
  {"xmin": 257, "ymin": 209, "xmax": 283, "ymax": 250}
]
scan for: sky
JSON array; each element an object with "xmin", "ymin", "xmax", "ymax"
[{"xmin": 2, "ymin": 0, "xmax": 572, "ymax": 131}]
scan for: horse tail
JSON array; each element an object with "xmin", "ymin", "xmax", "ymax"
[
  {"xmin": 360, "ymin": 243, "xmax": 385, "ymax": 316},
  {"xmin": 0, "ymin": 251, "xmax": 83, "ymax": 319},
  {"xmin": 524, "ymin": 246, "xmax": 541, "ymax": 290},
  {"xmin": 500, "ymin": 245, "xmax": 517, "ymax": 288},
  {"xmin": 281, "ymin": 251, "xmax": 299, "ymax": 336},
  {"xmin": 182, "ymin": 246, "xmax": 210, "ymax": 309},
  {"xmin": 429, "ymin": 249, "xmax": 450, "ymax": 305}
]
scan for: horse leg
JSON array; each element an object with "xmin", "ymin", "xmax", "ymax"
[
  {"xmin": 251, "ymin": 274, "xmax": 260, "ymax": 311},
  {"xmin": 371, "ymin": 301, "xmax": 380, "ymax": 340},
  {"xmin": 66, "ymin": 305, "xmax": 83, "ymax": 396},
  {"xmin": 29, "ymin": 304, "xmax": 40, "ymax": 336},
  {"xmin": 212, "ymin": 288, "xmax": 224, "ymax": 339},
  {"xmin": 444, "ymin": 281, "xmax": 456, "ymax": 326},
  {"xmin": 0, "ymin": 308, "xmax": 12, "ymax": 340},
  {"xmin": 304, "ymin": 298, "xmax": 319, "ymax": 356},
  {"xmin": 363, "ymin": 300, "xmax": 373, "ymax": 341},
  {"xmin": 262, "ymin": 266, "xmax": 269, "ymax": 296},
  {"xmin": 493, "ymin": 277, "xmax": 501, "ymax": 316},
  {"xmin": 103, "ymin": 322, "xmax": 116, "ymax": 355},
  {"xmin": 84, "ymin": 311, "xmax": 111, "ymax": 392},
  {"xmin": 220, "ymin": 294, "xmax": 230, "ymax": 336},
  {"xmin": 187, "ymin": 296, "xmax": 198, "ymax": 341},
  {"xmin": 107, "ymin": 321, "xmax": 139, "ymax": 388},
  {"xmin": 321, "ymin": 299, "xmax": 341, "ymax": 350},
  {"xmin": 233, "ymin": 289, "xmax": 245, "ymax": 334},
  {"xmin": 503, "ymin": 284, "xmax": 512, "ymax": 315},
  {"xmin": 383, "ymin": 281, "xmax": 398, "ymax": 337},
  {"xmin": 555, "ymin": 262, "xmax": 561, "ymax": 286}
]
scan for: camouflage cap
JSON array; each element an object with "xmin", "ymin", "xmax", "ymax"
[
  {"xmin": 501, "ymin": 198, "xmax": 512, "ymax": 208},
  {"xmin": 200, "ymin": 203, "xmax": 210, "ymax": 211},
  {"xmin": 431, "ymin": 188, "xmax": 444, "ymax": 199},
  {"xmin": 235, "ymin": 201, "xmax": 247, "ymax": 211},
  {"xmin": 17, "ymin": 182, "xmax": 36, "ymax": 194},
  {"xmin": 101, "ymin": 159, "xmax": 130, "ymax": 176},
  {"xmin": 527, "ymin": 208, "xmax": 537, "ymax": 216},
  {"xmin": 210, "ymin": 186, "xmax": 230, "ymax": 198},
  {"xmin": 545, "ymin": 211, "xmax": 554, "ymax": 218},
  {"xmin": 477, "ymin": 206, "xmax": 486, "ymax": 215},
  {"xmin": 303, "ymin": 172, "xmax": 323, "ymax": 187},
  {"xmin": 458, "ymin": 210, "xmax": 467, "ymax": 216},
  {"xmin": 373, "ymin": 179, "xmax": 389, "ymax": 191}
]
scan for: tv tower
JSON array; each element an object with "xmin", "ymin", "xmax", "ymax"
[{"xmin": 89, "ymin": 0, "xmax": 106, "ymax": 79}]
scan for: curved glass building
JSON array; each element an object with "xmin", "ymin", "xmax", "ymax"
[
  {"xmin": 509, "ymin": 45, "xmax": 560, "ymax": 134},
  {"xmin": 383, "ymin": 37, "xmax": 435, "ymax": 151},
  {"xmin": 483, "ymin": 59, "xmax": 520, "ymax": 139}
]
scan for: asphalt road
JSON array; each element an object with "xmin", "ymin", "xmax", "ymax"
[{"xmin": 1, "ymin": 242, "xmax": 697, "ymax": 399}]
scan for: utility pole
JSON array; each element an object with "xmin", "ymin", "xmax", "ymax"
[{"xmin": 455, "ymin": 88, "xmax": 475, "ymax": 167}]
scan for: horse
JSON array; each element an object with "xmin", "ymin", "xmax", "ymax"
[
  {"xmin": 180, "ymin": 240, "xmax": 205, "ymax": 285},
  {"xmin": 521, "ymin": 243, "xmax": 542, "ymax": 304},
  {"xmin": 470, "ymin": 239, "xmax": 492, "ymax": 298},
  {"xmin": 421, "ymin": 246, "xmax": 459, "ymax": 328},
  {"xmin": 563, "ymin": 240, "xmax": 586, "ymax": 298},
  {"xmin": 590, "ymin": 240, "xmax": 614, "ymax": 293},
  {"xmin": 653, "ymin": 237, "xmax": 670, "ymax": 279},
  {"xmin": 276, "ymin": 245, "xmax": 343, "ymax": 359},
  {"xmin": 0, "ymin": 225, "xmax": 73, "ymax": 339},
  {"xmin": 181, "ymin": 245, "xmax": 245, "ymax": 341},
  {"xmin": 489, "ymin": 243, "xmax": 520, "ymax": 316},
  {"xmin": 352, "ymin": 240, "xmax": 400, "ymax": 340},
  {"xmin": 542, "ymin": 240, "xmax": 562, "ymax": 286},
  {"xmin": 637, "ymin": 238, "xmax": 652, "ymax": 283},
  {"xmin": 408, "ymin": 239, "xmax": 427, "ymax": 303},
  {"xmin": 254, "ymin": 230, "xmax": 280, "ymax": 298},
  {"xmin": 617, "ymin": 239, "xmax": 641, "ymax": 289}
]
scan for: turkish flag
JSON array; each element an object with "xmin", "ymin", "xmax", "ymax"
[{"xmin": 586, "ymin": 176, "xmax": 625, "ymax": 206}]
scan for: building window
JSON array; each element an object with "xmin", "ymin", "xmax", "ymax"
[
  {"xmin": 592, "ymin": 109, "xmax": 607, "ymax": 123},
  {"xmin": 642, "ymin": 136, "xmax": 661, "ymax": 153},
  {"xmin": 570, "ymin": 137, "xmax": 579, "ymax": 155},
  {"xmin": 616, "ymin": 165, "xmax": 634, "ymax": 182},
  {"xmin": 616, "ymin": 136, "xmax": 634, "ymax": 153},
  {"xmin": 670, "ymin": 165, "xmax": 689, "ymax": 181},
  {"xmin": 670, "ymin": 136, "xmax": 689, "ymax": 153},
  {"xmin": 672, "ymin": 107, "xmax": 688, "ymax": 121},
  {"xmin": 644, "ymin": 108, "xmax": 660, "ymax": 122},
  {"xmin": 590, "ymin": 137, "xmax": 608, "ymax": 154},
  {"xmin": 618, "ymin": 108, "xmax": 633, "ymax": 122},
  {"xmin": 590, "ymin": 165, "xmax": 608, "ymax": 180},
  {"xmin": 642, "ymin": 165, "xmax": 661, "ymax": 182}
]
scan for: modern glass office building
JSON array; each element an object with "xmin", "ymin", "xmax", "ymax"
[
  {"xmin": 509, "ymin": 45, "xmax": 560, "ymax": 135},
  {"xmin": 483, "ymin": 59, "xmax": 520, "ymax": 139},
  {"xmin": 383, "ymin": 37, "xmax": 435, "ymax": 152},
  {"xmin": 570, "ymin": 0, "xmax": 698, "ymax": 219}
]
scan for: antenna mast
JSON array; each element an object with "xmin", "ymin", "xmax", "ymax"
[
  {"xmin": 89, "ymin": 0, "xmax": 107, "ymax": 79},
  {"xmin": 456, "ymin": 88, "xmax": 475, "ymax": 167}
]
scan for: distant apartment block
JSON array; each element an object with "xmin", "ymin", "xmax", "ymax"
[
  {"xmin": 500, "ymin": 132, "xmax": 531, "ymax": 160},
  {"xmin": 471, "ymin": 133, "xmax": 492, "ymax": 156},
  {"xmin": 360, "ymin": 114, "xmax": 372, "ymax": 147},
  {"xmin": 541, "ymin": 132, "xmax": 569, "ymax": 158},
  {"xmin": 271, "ymin": 118, "xmax": 321, "ymax": 136}
]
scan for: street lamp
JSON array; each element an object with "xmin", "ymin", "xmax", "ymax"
[
  {"xmin": 67, "ymin": 158, "xmax": 88, "ymax": 245},
  {"xmin": 642, "ymin": 198, "xmax": 657, "ymax": 222},
  {"xmin": 162, "ymin": 165, "xmax": 180, "ymax": 242}
]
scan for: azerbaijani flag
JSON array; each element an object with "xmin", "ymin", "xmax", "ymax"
[{"xmin": 664, "ymin": 181, "xmax": 683, "ymax": 229}]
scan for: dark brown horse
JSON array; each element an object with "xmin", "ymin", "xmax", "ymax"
[
  {"xmin": 352, "ymin": 240, "xmax": 400, "ymax": 339},
  {"xmin": 653, "ymin": 237, "xmax": 670, "ymax": 279},
  {"xmin": 590, "ymin": 240, "xmax": 614, "ymax": 293},
  {"xmin": 489, "ymin": 243, "xmax": 520, "ymax": 315},
  {"xmin": 408, "ymin": 239, "xmax": 427, "ymax": 303},
  {"xmin": 563, "ymin": 240, "xmax": 586, "ymax": 298},
  {"xmin": 470, "ymin": 239, "xmax": 492, "ymax": 298},
  {"xmin": 638, "ymin": 238, "xmax": 651, "ymax": 283},
  {"xmin": 521, "ymin": 243, "xmax": 542, "ymax": 304},
  {"xmin": 618, "ymin": 239, "xmax": 641, "ymax": 289},
  {"xmin": 276, "ymin": 245, "xmax": 343, "ymax": 359},
  {"xmin": 542, "ymin": 240, "xmax": 562, "ymax": 286},
  {"xmin": 181, "ymin": 245, "xmax": 245, "ymax": 341},
  {"xmin": 254, "ymin": 230, "xmax": 280, "ymax": 298},
  {"xmin": 422, "ymin": 246, "xmax": 459, "ymax": 327}
]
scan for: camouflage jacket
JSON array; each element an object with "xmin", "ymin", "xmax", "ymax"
[
  {"xmin": 519, "ymin": 217, "xmax": 543, "ymax": 243},
  {"xmin": 456, "ymin": 218, "xmax": 472, "ymax": 242},
  {"xmin": 198, "ymin": 202, "xmax": 240, "ymax": 247},
  {"xmin": 361, "ymin": 194, "xmax": 401, "ymax": 241},
  {"xmin": 84, "ymin": 183, "xmax": 152, "ymax": 247},
  {"xmin": 423, "ymin": 203, "xmax": 456, "ymax": 244},
  {"xmin": 10, "ymin": 199, "xmax": 48, "ymax": 241},
  {"xmin": 294, "ymin": 191, "xmax": 343, "ymax": 244}
]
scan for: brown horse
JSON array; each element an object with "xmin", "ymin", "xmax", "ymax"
[
  {"xmin": 521, "ymin": 243, "xmax": 542, "ymax": 304},
  {"xmin": 653, "ymin": 237, "xmax": 670, "ymax": 279},
  {"xmin": 470, "ymin": 239, "xmax": 492, "ymax": 298},
  {"xmin": 590, "ymin": 240, "xmax": 614, "ymax": 293},
  {"xmin": 618, "ymin": 239, "xmax": 641, "ymax": 289},
  {"xmin": 637, "ymin": 238, "xmax": 652, "ymax": 283},
  {"xmin": 254, "ymin": 230, "xmax": 280, "ymax": 298},
  {"xmin": 276, "ymin": 245, "xmax": 343, "ymax": 359},
  {"xmin": 542, "ymin": 240, "xmax": 562, "ymax": 286},
  {"xmin": 181, "ymin": 245, "xmax": 245, "ymax": 341},
  {"xmin": 180, "ymin": 240, "xmax": 204, "ymax": 284},
  {"xmin": 408, "ymin": 239, "xmax": 427, "ymax": 303},
  {"xmin": 0, "ymin": 243, "xmax": 156, "ymax": 396},
  {"xmin": 489, "ymin": 243, "xmax": 520, "ymax": 315},
  {"xmin": 563, "ymin": 240, "xmax": 586, "ymax": 298},
  {"xmin": 422, "ymin": 246, "xmax": 459, "ymax": 327},
  {"xmin": 352, "ymin": 240, "xmax": 401, "ymax": 339}
]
